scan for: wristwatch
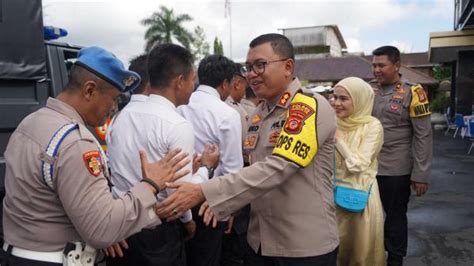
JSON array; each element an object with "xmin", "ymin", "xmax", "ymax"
[{"xmin": 204, "ymin": 165, "xmax": 215, "ymax": 179}]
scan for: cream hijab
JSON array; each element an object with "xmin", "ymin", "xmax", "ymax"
[{"xmin": 335, "ymin": 77, "xmax": 377, "ymax": 131}]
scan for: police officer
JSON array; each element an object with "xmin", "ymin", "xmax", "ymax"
[
  {"xmin": 370, "ymin": 46, "xmax": 432, "ymax": 266},
  {"xmin": 2, "ymin": 46, "xmax": 189, "ymax": 266},
  {"xmin": 156, "ymin": 33, "xmax": 339, "ymax": 266}
]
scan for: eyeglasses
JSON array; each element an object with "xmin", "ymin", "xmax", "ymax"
[{"xmin": 240, "ymin": 58, "xmax": 289, "ymax": 76}]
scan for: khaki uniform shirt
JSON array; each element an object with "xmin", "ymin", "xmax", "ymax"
[
  {"xmin": 225, "ymin": 96, "xmax": 249, "ymax": 143},
  {"xmin": 201, "ymin": 78, "xmax": 339, "ymax": 257},
  {"xmin": 240, "ymin": 98, "xmax": 257, "ymax": 118},
  {"xmin": 3, "ymin": 98, "xmax": 160, "ymax": 252},
  {"xmin": 372, "ymin": 79, "xmax": 432, "ymax": 183}
]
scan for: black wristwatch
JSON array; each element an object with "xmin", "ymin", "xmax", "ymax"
[{"xmin": 204, "ymin": 166, "xmax": 215, "ymax": 179}]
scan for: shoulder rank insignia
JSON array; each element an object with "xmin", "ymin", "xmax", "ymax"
[
  {"xmin": 272, "ymin": 93, "xmax": 318, "ymax": 167},
  {"xmin": 278, "ymin": 92, "xmax": 291, "ymax": 106},
  {"xmin": 83, "ymin": 151, "xmax": 102, "ymax": 177},
  {"xmin": 409, "ymin": 84, "xmax": 431, "ymax": 118}
]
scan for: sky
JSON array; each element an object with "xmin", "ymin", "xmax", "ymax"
[{"xmin": 42, "ymin": 0, "xmax": 454, "ymax": 64}]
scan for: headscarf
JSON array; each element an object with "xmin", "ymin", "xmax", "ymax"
[{"xmin": 335, "ymin": 77, "xmax": 377, "ymax": 131}]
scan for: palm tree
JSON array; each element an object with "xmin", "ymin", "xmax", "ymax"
[{"xmin": 141, "ymin": 6, "xmax": 194, "ymax": 52}]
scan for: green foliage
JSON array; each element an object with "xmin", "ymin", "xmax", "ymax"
[
  {"xmin": 431, "ymin": 92, "xmax": 450, "ymax": 113},
  {"xmin": 432, "ymin": 64, "xmax": 452, "ymax": 81},
  {"xmin": 192, "ymin": 26, "xmax": 210, "ymax": 61},
  {"xmin": 213, "ymin": 37, "xmax": 224, "ymax": 55},
  {"xmin": 141, "ymin": 6, "xmax": 194, "ymax": 52}
]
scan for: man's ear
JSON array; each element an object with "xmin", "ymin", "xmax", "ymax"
[
  {"xmin": 395, "ymin": 60, "xmax": 401, "ymax": 71},
  {"xmin": 82, "ymin": 80, "xmax": 98, "ymax": 101},
  {"xmin": 285, "ymin": 59, "xmax": 295, "ymax": 77}
]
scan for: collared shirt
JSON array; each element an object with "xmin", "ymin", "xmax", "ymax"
[
  {"xmin": 178, "ymin": 85, "xmax": 243, "ymax": 177},
  {"xmin": 107, "ymin": 94, "xmax": 201, "ymax": 223},
  {"xmin": 372, "ymin": 78, "xmax": 432, "ymax": 182},
  {"xmin": 201, "ymin": 78, "xmax": 339, "ymax": 257},
  {"xmin": 3, "ymin": 98, "xmax": 159, "ymax": 251}
]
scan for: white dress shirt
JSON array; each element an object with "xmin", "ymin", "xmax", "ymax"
[
  {"xmin": 107, "ymin": 94, "xmax": 201, "ymax": 223},
  {"xmin": 178, "ymin": 85, "xmax": 243, "ymax": 177}
]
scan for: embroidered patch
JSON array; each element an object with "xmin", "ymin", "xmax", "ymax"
[
  {"xmin": 414, "ymin": 86, "xmax": 428, "ymax": 103},
  {"xmin": 278, "ymin": 92, "xmax": 291, "ymax": 106},
  {"xmin": 284, "ymin": 102, "xmax": 315, "ymax": 134},
  {"xmin": 268, "ymin": 130, "xmax": 281, "ymax": 145},
  {"xmin": 409, "ymin": 84, "xmax": 431, "ymax": 118},
  {"xmin": 389, "ymin": 104, "xmax": 400, "ymax": 112},
  {"xmin": 251, "ymin": 115, "xmax": 262, "ymax": 125},
  {"xmin": 270, "ymin": 120, "xmax": 286, "ymax": 130},
  {"xmin": 392, "ymin": 93, "xmax": 404, "ymax": 100},
  {"xmin": 243, "ymin": 133, "xmax": 259, "ymax": 150},
  {"xmin": 83, "ymin": 151, "xmax": 102, "ymax": 177}
]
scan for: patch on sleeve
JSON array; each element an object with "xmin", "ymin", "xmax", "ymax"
[
  {"xmin": 83, "ymin": 151, "xmax": 102, "ymax": 177},
  {"xmin": 409, "ymin": 84, "xmax": 431, "ymax": 118},
  {"xmin": 272, "ymin": 93, "xmax": 318, "ymax": 167}
]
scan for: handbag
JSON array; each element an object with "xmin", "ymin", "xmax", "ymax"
[{"xmin": 333, "ymin": 154, "xmax": 373, "ymax": 213}]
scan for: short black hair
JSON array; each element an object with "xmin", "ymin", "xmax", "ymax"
[
  {"xmin": 148, "ymin": 44, "xmax": 194, "ymax": 88},
  {"xmin": 372, "ymin": 46, "xmax": 400, "ymax": 64},
  {"xmin": 245, "ymin": 86, "xmax": 256, "ymax": 99},
  {"xmin": 198, "ymin": 55, "xmax": 236, "ymax": 88},
  {"xmin": 128, "ymin": 54, "xmax": 148, "ymax": 94},
  {"xmin": 249, "ymin": 33, "xmax": 294, "ymax": 60},
  {"xmin": 65, "ymin": 64, "xmax": 111, "ymax": 92}
]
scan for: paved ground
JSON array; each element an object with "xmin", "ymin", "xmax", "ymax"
[{"xmin": 405, "ymin": 130, "xmax": 474, "ymax": 266}]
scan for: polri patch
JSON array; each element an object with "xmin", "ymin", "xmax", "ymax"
[
  {"xmin": 268, "ymin": 130, "xmax": 281, "ymax": 145},
  {"xmin": 83, "ymin": 150, "xmax": 102, "ymax": 177},
  {"xmin": 284, "ymin": 102, "xmax": 315, "ymax": 134}
]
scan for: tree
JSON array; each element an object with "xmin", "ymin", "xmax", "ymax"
[
  {"xmin": 432, "ymin": 64, "xmax": 452, "ymax": 81},
  {"xmin": 141, "ymin": 6, "xmax": 194, "ymax": 52},
  {"xmin": 192, "ymin": 26, "xmax": 210, "ymax": 61},
  {"xmin": 213, "ymin": 37, "xmax": 224, "ymax": 55}
]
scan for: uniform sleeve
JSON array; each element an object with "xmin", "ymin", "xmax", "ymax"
[
  {"xmin": 410, "ymin": 114, "xmax": 433, "ymax": 183},
  {"xmin": 201, "ymin": 98, "xmax": 335, "ymax": 219},
  {"xmin": 166, "ymin": 121, "xmax": 195, "ymax": 223},
  {"xmin": 336, "ymin": 120, "xmax": 384, "ymax": 174},
  {"xmin": 218, "ymin": 110, "xmax": 244, "ymax": 174},
  {"xmin": 55, "ymin": 140, "xmax": 160, "ymax": 249}
]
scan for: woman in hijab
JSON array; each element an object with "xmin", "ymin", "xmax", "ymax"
[{"xmin": 331, "ymin": 77, "xmax": 385, "ymax": 265}]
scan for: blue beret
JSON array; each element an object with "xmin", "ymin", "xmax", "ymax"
[{"xmin": 76, "ymin": 46, "xmax": 141, "ymax": 92}]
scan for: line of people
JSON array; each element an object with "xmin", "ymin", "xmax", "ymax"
[{"xmin": 2, "ymin": 33, "xmax": 431, "ymax": 266}]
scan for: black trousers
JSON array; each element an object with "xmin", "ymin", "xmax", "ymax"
[
  {"xmin": 185, "ymin": 206, "xmax": 226, "ymax": 266},
  {"xmin": 377, "ymin": 175, "xmax": 412, "ymax": 264},
  {"xmin": 106, "ymin": 220, "xmax": 185, "ymax": 266},
  {"xmin": 246, "ymin": 246, "xmax": 338, "ymax": 266}
]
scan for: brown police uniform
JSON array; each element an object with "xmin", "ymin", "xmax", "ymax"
[
  {"xmin": 201, "ymin": 78, "xmax": 339, "ymax": 260},
  {"xmin": 3, "ymin": 98, "xmax": 160, "ymax": 253},
  {"xmin": 225, "ymin": 96, "xmax": 249, "ymax": 144},
  {"xmin": 371, "ymin": 78, "xmax": 432, "ymax": 262}
]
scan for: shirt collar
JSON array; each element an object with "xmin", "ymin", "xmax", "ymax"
[
  {"xmin": 46, "ymin": 97, "xmax": 86, "ymax": 125},
  {"xmin": 148, "ymin": 94, "xmax": 177, "ymax": 110},
  {"xmin": 130, "ymin": 94, "xmax": 148, "ymax": 102},
  {"xmin": 196, "ymin": 85, "xmax": 220, "ymax": 99}
]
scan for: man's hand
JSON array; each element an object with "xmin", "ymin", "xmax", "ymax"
[
  {"xmin": 139, "ymin": 148, "xmax": 190, "ymax": 191},
  {"xmin": 156, "ymin": 182, "xmax": 205, "ymax": 221},
  {"xmin": 183, "ymin": 220, "xmax": 197, "ymax": 241},
  {"xmin": 201, "ymin": 143, "xmax": 219, "ymax": 169},
  {"xmin": 103, "ymin": 240, "xmax": 128, "ymax": 258},
  {"xmin": 192, "ymin": 153, "xmax": 201, "ymax": 174},
  {"xmin": 411, "ymin": 181, "xmax": 428, "ymax": 196},
  {"xmin": 198, "ymin": 201, "xmax": 218, "ymax": 228}
]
